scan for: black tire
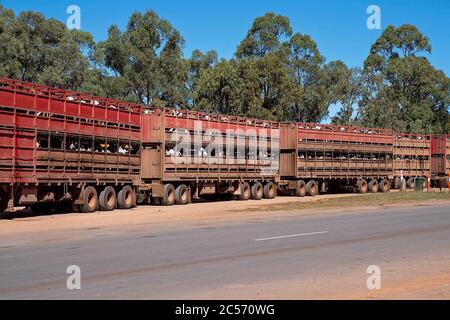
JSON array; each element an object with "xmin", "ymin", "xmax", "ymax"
[
  {"xmin": 369, "ymin": 179, "xmax": 379, "ymax": 193},
  {"xmin": 306, "ymin": 181, "xmax": 318, "ymax": 197},
  {"xmin": 175, "ymin": 184, "xmax": 189, "ymax": 205},
  {"xmin": 357, "ymin": 179, "xmax": 368, "ymax": 194},
  {"xmin": 99, "ymin": 186, "xmax": 117, "ymax": 211},
  {"xmin": 153, "ymin": 197, "xmax": 161, "ymax": 205},
  {"xmin": 379, "ymin": 179, "xmax": 390, "ymax": 193},
  {"xmin": 407, "ymin": 177, "xmax": 415, "ymax": 189},
  {"xmin": 117, "ymin": 185, "xmax": 136, "ymax": 209},
  {"xmin": 251, "ymin": 182, "xmax": 263, "ymax": 200},
  {"xmin": 161, "ymin": 184, "xmax": 175, "ymax": 206},
  {"xmin": 79, "ymin": 186, "xmax": 98, "ymax": 213},
  {"xmin": 296, "ymin": 180, "xmax": 307, "ymax": 197},
  {"xmin": 288, "ymin": 181, "xmax": 305, "ymax": 197},
  {"xmin": 238, "ymin": 182, "xmax": 251, "ymax": 200},
  {"xmin": 263, "ymin": 182, "xmax": 277, "ymax": 199}
]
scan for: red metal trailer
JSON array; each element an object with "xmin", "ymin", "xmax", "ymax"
[
  {"xmin": 0, "ymin": 78, "xmax": 141, "ymax": 212},
  {"xmin": 431, "ymin": 134, "xmax": 450, "ymax": 187},
  {"xmin": 278, "ymin": 122, "xmax": 395, "ymax": 195},
  {"xmin": 393, "ymin": 134, "xmax": 431, "ymax": 189},
  {"xmin": 1, "ymin": 78, "xmax": 448, "ymax": 213},
  {"xmin": 138, "ymin": 108, "xmax": 280, "ymax": 205}
]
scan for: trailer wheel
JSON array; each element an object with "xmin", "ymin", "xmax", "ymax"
[
  {"xmin": 306, "ymin": 181, "xmax": 318, "ymax": 197},
  {"xmin": 369, "ymin": 179, "xmax": 379, "ymax": 193},
  {"xmin": 294, "ymin": 180, "xmax": 306, "ymax": 197},
  {"xmin": 379, "ymin": 179, "xmax": 390, "ymax": 193},
  {"xmin": 175, "ymin": 184, "xmax": 189, "ymax": 205},
  {"xmin": 407, "ymin": 177, "xmax": 415, "ymax": 189},
  {"xmin": 117, "ymin": 186, "xmax": 136, "ymax": 209},
  {"xmin": 161, "ymin": 184, "xmax": 175, "ymax": 206},
  {"xmin": 99, "ymin": 186, "xmax": 117, "ymax": 211},
  {"xmin": 251, "ymin": 182, "xmax": 264, "ymax": 200},
  {"xmin": 263, "ymin": 182, "xmax": 277, "ymax": 199},
  {"xmin": 238, "ymin": 182, "xmax": 251, "ymax": 200},
  {"xmin": 79, "ymin": 186, "xmax": 98, "ymax": 213},
  {"xmin": 357, "ymin": 179, "xmax": 368, "ymax": 194}
]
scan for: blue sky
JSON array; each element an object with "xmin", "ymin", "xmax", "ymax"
[
  {"xmin": 3, "ymin": 0, "xmax": 449, "ymax": 73},
  {"xmin": 2, "ymin": 0, "xmax": 449, "ymax": 118}
]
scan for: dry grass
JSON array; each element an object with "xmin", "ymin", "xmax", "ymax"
[{"xmin": 249, "ymin": 191, "xmax": 450, "ymax": 212}]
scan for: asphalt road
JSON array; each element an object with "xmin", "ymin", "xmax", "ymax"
[{"xmin": 1, "ymin": 204, "xmax": 450, "ymax": 299}]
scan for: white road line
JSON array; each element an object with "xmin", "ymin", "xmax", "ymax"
[{"xmin": 254, "ymin": 231, "xmax": 329, "ymax": 242}]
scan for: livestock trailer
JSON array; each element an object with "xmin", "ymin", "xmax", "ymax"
[
  {"xmin": 431, "ymin": 134, "xmax": 450, "ymax": 187},
  {"xmin": 278, "ymin": 122, "xmax": 395, "ymax": 195},
  {"xmin": 393, "ymin": 134, "xmax": 431, "ymax": 189},
  {"xmin": 0, "ymin": 78, "xmax": 141, "ymax": 212},
  {"xmin": 0, "ymin": 77, "xmax": 447, "ymax": 214},
  {"xmin": 138, "ymin": 108, "xmax": 280, "ymax": 205}
]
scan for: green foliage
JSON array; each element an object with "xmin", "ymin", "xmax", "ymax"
[
  {"xmin": 359, "ymin": 24, "xmax": 449, "ymax": 133},
  {"xmin": 236, "ymin": 12, "xmax": 292, "ymax": 58},
  {"xmin": 99, "ymin": 10, "xmax": 187, "ymax": 107},
  {"xmin": 195, "ymin": 13, "xmax": 344, "ymax": 123},
  {"xmin": 286, "ymin": 32, "xmax": 329, "ymax": 122},
  {"xmin": 187, "ymin": 49, "xmax": 218, "ymax": 109},
  {"xmin": 0, "ymin": 4, "xmax": 448, "ymax": 133},
  {"xmin": 330, "ymin": 66, "xmax": 370, "ymax": 126},
  {"xmin": 194, "ymin": 59, "xmax": 265, "ymax": 119},
  {"xmin": 0, "ymin": 5, "xmax": 95, "ymax": 91}
]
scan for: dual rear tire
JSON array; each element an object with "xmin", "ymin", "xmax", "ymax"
[
  {"xmin": 161, "ymin": 184, "xmax": 175, "ymax": 206},
  {"xmin": 378, "ymin": 179, "xmax": 391, "ymax": 193},
  {"xmin": 99, "ymin": 186, "xmax": 117, "ymax": 211},
  {"xmin": 263, "ymin": 182, "xmax": 277, "ymax": 199},
  {"xmin": 362, "ymin": 179, "xmax": 390, "ymax": 193},
  {"xmin": 158, "ymin": 183, "xmax": 191, "ymax": 206},
  {"xmin": 306, "ymin": 181, "xmax": 318, "ymax": 196},
  {"xmin": 369, "ymin": 179, "xmax": 379, "ymax": 193},
  {"xmin": 357, "ymin": 179, "xmax": 368, "ymax": 194},
  {"xmin": 238, "ymin": 182, "xmax": 252, "ymax": 201},
  {"xmin": 79, "ymin": 186, "xmax": 98, "ymax": 213},
  {"xmin": 251, "ymin": 182, "xmax": 264, "ymax": 200},
  {"xmin": 175, "ymin": 184, "xmax": 189, "ymax": 205},
  {"xmin": 117, "ymin": 185, "xmax": 136, "ymax": 209},
  {"xmin": 78, "ymin": 185, "xmax": 135, "ymax": 213},
  {"xmin": 288, "ymin": 180, "xmax": 310, "ymax": 197},
  {"xmin": 239, "ymin": 181, "xmax": 276, "ymax": 200},
  {"xmin": 293, "ymin": 180, "xmax": 307, "ymax": 197}
]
